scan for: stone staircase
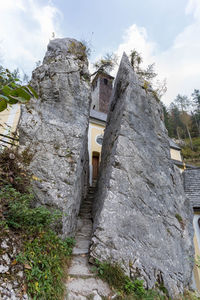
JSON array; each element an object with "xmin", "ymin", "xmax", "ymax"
[
  {"xmin": 66, "ymin": 185, "xmax": 112, "ymax": 299},
  {"xmin": 72, "ymin": 185, "xmax": 95, "ymax": 256}
]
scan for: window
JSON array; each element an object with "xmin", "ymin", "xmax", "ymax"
[
  {"xmin": 96, "ymin": 135, "xmax": 103, "ymax": 146},
  {"xmin": 104, "ymin": 78, "xmax": 108, "ymax": 85}
]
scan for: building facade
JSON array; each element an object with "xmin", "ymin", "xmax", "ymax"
[{"xmin": 0, "ymin": 104, "xmax": 20, "ymax": 148}]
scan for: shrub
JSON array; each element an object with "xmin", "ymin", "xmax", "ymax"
[
  {"xmin": 0, "ymin": 148, "xmax": 75, "ymax": 300},
  {"xmin": 1, "ymin": 184, "xmax": 61, "ymax": 232},
  {"xmin": 94, "ymin": 260, "xmax": 167, "ymax": 299},
  {"xmin": 16, "ymin": 232, "xmax": 74, "ymax": 300}
]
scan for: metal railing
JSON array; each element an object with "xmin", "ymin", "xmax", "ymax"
[{"xmin": 0, "ymin": 133, "xmax": 19, "ymax": 148}]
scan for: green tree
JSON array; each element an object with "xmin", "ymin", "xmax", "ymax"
[
  {"xmin": 0, "ymin": 66, "xmax": 37, "ymax": 112},
  {"xmin": 191, "ymin": 89, "xmax": 200, "ymax": 136},
  {"xmin": 92, "ymin": 53, "xmax": 118, "ymax": 76},
  {"xmin": 174, "ymin": 94, "xmax": 193, "ymax": 148},
  {"xmin": 168, "ymin": 102, "xmax": 184, "ymax": 139},
  {"xmin": 161, "ymin": 102, "xmax": 174, "ymax": 137},
  {"xmin": 130, "ymin": 49, "xmax": 167, "ymax": 100}
]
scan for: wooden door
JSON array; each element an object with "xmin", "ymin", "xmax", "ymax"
[{"xmin": 92, "ymin": 155, "xmax": 99, "ymax": 180}]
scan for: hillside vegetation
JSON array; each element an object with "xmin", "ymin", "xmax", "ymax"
[
  {"xmin": 0, "ymin": 148, "xmax": 74, "ymax": 299},
  {"xmin": 162, "ymin": 90, "xmax": 200, "ymax": 167},
  {"xmin": 181, "ymin": 137, "xmax": 200, "ymax": 167}
]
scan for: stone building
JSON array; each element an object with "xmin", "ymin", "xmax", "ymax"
[
  {"xmin": 184, "ymin": 169, "xmax": 200, "ymax": 291},
  {"xmin": 88, "ymin": 72, "xmax": 114, "ymax": 185},
  {"xmin": 88, "ymin": 71, "xmax": 189, "ymax": 182},
  {"xmin": 0, "ymin": 104, "xmax": 20, "ymax": 148},
  {"xmin": 91, "ymin": 72, "xmax": 114, "ymax": 113}
]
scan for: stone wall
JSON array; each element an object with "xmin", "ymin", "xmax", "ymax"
[
  {"xmin": 18, "ymin": 38, "xmax": 91, "ymax": 236},
  {"xmin": 90, "ymin": 53, "xmax": 194, "ymax": 297}
]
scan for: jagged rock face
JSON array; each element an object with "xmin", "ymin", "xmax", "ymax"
[
  {"xmin": 90, "ymin": 53, "xmax": 194, "ymax": 297},
  {"xmin": 19, "ymin": 38, "xmax": 91, "ymax": 236}
]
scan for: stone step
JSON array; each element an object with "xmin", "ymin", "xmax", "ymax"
[
  {"xmin": 79, "ymin": 209, "xmax": 92, "ymax": 214},
  {"xmin": 77, "ymin": 217, "xmax": 92, "ymax": 224},
  {"xmin": 80, "ymin": 205, "xmax": 91, "ymax": 208},
  {"xmin": 80, "ymin": 204, "xmax": 93, "ymax": 209},
  {"xmin": 66, "ymin": 277, "xmax": 111, "ymax": 298},
  {"xmin": 88, "ymin": 190, "xmax": 96, "ymax": 194},
  {"xmin": 82, "ymin": 198, "xmax": 93, "ymax": 202},
  {"xmin": 86, "ymin": 191, "xmax": 95, "ymax": 194},
  {"xmin": 76, "ymin": 225, "xmax": 92, "ymax": 234},
  {"xmin": 81, "ymin": 198, "xmax": 93, "ymax": 202},
  {"xmin": 80, "ymin": 202, "xmax": 93, "ymax": 207},
  {"xmin": 79, "ymin": 214, "xmax": 92, "ymax": 219},
  {"xmin": 68, "ymin": 255, "xmax": 94, "ymax": 277},
  {"xmin": 79, "ymin": 210, "xmax": 92, "ymax": 215},
  {"xmin": 72, "ymin": 239, "xmax": 91, "ymax": 255}
]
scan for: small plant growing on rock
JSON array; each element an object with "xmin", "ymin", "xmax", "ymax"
[
  {"xmin": 68, "ymin": 40, "xmax": 89, "ymax": 61},
  {"xmin": 129, "ymin": 49, "xmax": 166, "ymax": 101},
  {"xmin": 175, "ymin": 213, "xmax": 185, "ymax": 230},
  {"xmin": 93, "ymin": 260, "xmax": 168, "ymax": 299}
]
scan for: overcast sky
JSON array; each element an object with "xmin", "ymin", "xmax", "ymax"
[{"xmin": 0, "ymin": 0, "xmax": 199, "ymax": 105}]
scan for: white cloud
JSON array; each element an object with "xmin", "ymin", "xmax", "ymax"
[
  {"xmin": 185, "ymin": 0, "xmax": 200, "ymax": 19},
  {"xmin": 0, "ymin": 0, "xmax": 62, "ymax": 77},
  {"xmin": 116, "ymin": 24, "xmax": 157, "ymax": 68},
  {"xmin": 114, "ymin": 0, "xmax": 200, "ymax": 106}
]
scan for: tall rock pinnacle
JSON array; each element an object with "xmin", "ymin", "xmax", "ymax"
[
  {"xmin": 90, "ymin": 53, "xmax": 194, "ymax": 297},
  {"xmin": 19, "ymin": 38, "xmax": 91, "ymax": 236}
]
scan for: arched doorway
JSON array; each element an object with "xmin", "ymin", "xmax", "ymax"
[{"xmin": 92, "ymin": 151, "xmax": 100, "ymax": 180}]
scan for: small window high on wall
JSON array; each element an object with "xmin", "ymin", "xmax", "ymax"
[{"xmin": 104, "ymin": 78, "xmax": 108, "ymax": 85}]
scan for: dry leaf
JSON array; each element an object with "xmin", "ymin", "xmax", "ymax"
[
  {"xmin": 11, "ymin": 259, "xmax": 17, "ymax": 265},
  {"xmin": 24, "ymin": 264, "xmax": 32, "ymax": 270}
]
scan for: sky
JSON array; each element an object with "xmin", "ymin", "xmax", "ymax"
[{"xmin": 0, "ymin": 0, "xmax": 199, "ymax": 106}]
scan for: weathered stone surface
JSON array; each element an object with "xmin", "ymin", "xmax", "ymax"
[
  {"xmin": 19, "ymin": 38, "xmax": 91, "ymax": 236},
  {"xmin": 68, "ymin": 255, "xmax": 94, "ymax": 277},
  {"xmin": 90, "ymin": 53, "xmax": 194, "ymax": 297},
  {"xmin": 66, "ymin": 277, "xmax": 111, "ymax": 298},
  {"xmin": 0, "ymin": 232, "xmax": 28, "ymax": 299}
]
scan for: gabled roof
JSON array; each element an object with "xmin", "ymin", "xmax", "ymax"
[
  {"xmin": 169, "ymin": 139, "xmax": 181, "ymax": 150},
  {"xmin": 91, "ymin": 71, "xmax": 114, "ymax": 86},
  {"xmin": 90, "ymin": 109, "xmax": 107, "ymax": 122},
  {"xmin": 184, "ymin": 168, "xmax": 200, "ymax": 208}
]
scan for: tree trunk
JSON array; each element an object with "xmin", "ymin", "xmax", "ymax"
[
  {"xmin": 192, "ymin": 113, "xmax": 200, "ymax": 137},
  {"xmin": 176, "ymin": 127, "xmax": 181, "ymax": 140},
  {"xmin": 186, "ymin": 124, "xmax": 193, "ymax": 150}
]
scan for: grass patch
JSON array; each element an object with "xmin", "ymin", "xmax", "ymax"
[
  {"xmin": 94, "ymin": 262, "xmax": 200, "ymax": 300},
  {"xmin": 94, "ymin": 260, "xmax": 168, "ymax": 299},
  {"xmin": 175, "ymin": 214, "xmax": 185, "ymax": 230},
  {"xmin": 175, "ymin": 214, "xmax": 183, "ymax": 223},
  {"xmin": 16, "ymin": 232, "xmax": 74, "ymax": 299},
  {"xmin": 181, "ymin": 137, "xmax": 200, "ymax": 167}
]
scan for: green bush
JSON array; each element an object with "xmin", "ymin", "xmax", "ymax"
[
  {"xmin": 94, "ymin": 260, "xmax": 167, "ymax": 299},
  {"xmin": 1, "ymin": 185, "xmax": 60, "ymax": 232},
  {"xmin": 16, "ymin": 232, "xmax": 74, "ymax": 300},
  {"xmin": 181, "ymin": 137, "xmax": 200, "ymax": 166},
  {"xmin": 0, "ymin": 182, "xmax": 74, "ymax": 300}
]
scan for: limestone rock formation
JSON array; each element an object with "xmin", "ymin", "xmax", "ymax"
[
  {"xmin": 90, "ymin": 53, "xmax": 194, "ymax": 297},
  {"xmin": 19, "ymin": 38, "xmax": 91, "ymax": 236}
]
